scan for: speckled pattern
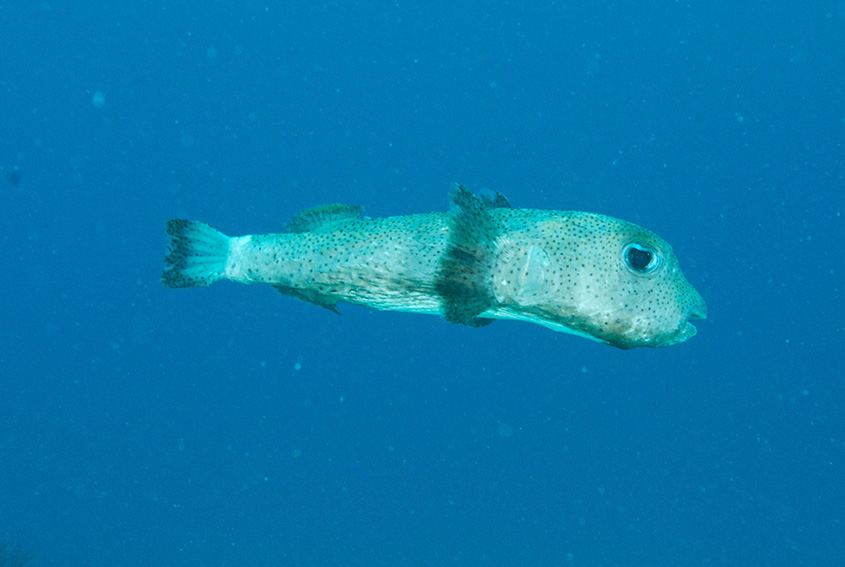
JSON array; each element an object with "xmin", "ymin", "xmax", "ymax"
[
  {"xmin": 163, "ymin": 187, "xmax": 706, "ymax": 349},
  {"xmin": 487, "ymin": 208, "xmax": 707, "ymax": 348}
]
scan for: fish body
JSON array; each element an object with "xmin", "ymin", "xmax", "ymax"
[{"xmin": 163, "ymin": 185, "xmax": 706, "ymax": 349}]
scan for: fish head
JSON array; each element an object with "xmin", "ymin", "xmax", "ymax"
[
  {"xmin": 528, "ymin": 213, "xmax": 706, "ymax": 349},
  {"xmin": 569, "ymin": 215, "xmax": 707, "ymax": 349}
]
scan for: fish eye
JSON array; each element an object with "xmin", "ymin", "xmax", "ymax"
[{"xmin": 623, "ymin": 243, "xmax": 661, "ymax": 275}]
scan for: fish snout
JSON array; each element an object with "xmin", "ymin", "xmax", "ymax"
[
  {"xmin": 661, "ymin": 289, "xmax": 706, "ymax": 347},
  {"xmin": 668, "ymin": 291, "xmax": 706, "ymax": 346},
  {"xmin": 689, "ymin": 300, "xmax": 707, "ymax": 320},
  {"xmin": 687, "ymin": 288, "xmax": 707, "ymax": 320}
]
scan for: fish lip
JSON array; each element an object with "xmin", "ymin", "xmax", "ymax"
[
  {"xmin": 660, "ymin": 321, "xmax": 698, "ymax": 346},
  {"xmin": 671, "ymin": 301, "xmax": 706, "ymax": 345},
  {"xmin": 690, "ymin": 306, "xmax": 707, "ymax": 320},
  {"xmin": 689, "ymin": 295, "xmax": 708, "ymax": 320},
  {"xmin": 679, "ymin": 320, "xmax": 698, "ymax": 340}
]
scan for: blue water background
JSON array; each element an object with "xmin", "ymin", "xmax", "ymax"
[{"xmin": 1, "ymin": 2, "xmax": 842, "ymax": 565}]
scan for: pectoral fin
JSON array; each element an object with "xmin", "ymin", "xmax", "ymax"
[{"xmin": 515, "ymin": 245, "xmax": 551, "ymax": 306}]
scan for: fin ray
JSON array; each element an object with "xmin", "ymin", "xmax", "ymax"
[{"xmin": 162, "ymin": 220, "xmax": 230, "ymax": 288}]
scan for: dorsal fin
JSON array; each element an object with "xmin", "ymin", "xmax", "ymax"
[
  {"xmin": 480, "ymin": 189, "xmax": 512, "ymax": 209},
  {"xmin": 285, "ymin": 203, "xmax": 363, "ymax": 233},
  {"xmin": 434, "ymin": 184, "xmax": 499, "ymax": 326}
]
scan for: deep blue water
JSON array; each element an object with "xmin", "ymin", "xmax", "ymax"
[{"xmin": 1, "ymin": 2, "xmax": 843, "ymax": 566}]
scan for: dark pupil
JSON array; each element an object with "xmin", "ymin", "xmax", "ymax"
[{"xmin": 627, "ymin": 246, "xmax": 653, "ymax": 271}]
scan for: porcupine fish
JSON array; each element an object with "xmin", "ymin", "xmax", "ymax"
[{"xmin": 162, "ymin": 184, "xmax": 706, "ymax": 349}]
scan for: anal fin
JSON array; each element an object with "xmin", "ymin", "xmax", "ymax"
[{"xmin": 273, "ymin": 285, "xmax": 340, "ymax": 314}]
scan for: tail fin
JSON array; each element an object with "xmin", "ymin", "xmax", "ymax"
[{"xmin": 162, "ymin": 219, "xmax": 231, "ymax": 288}]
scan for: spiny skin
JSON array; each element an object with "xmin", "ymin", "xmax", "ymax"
[
  {"xmin": 210, "ymin": 201, "xmax": 706, "ymax": 349},
  {"xmin": 485, "ymin": 209, "xmax": 706, "ymax": 348},
  {"xmin": 228, "ymin": 213, "xmax": 451, "ymax": 314}
]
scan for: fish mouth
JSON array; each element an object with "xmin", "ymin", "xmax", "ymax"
[
  {"xmin": 669, "ymin": 302, "xmax": 707, "ymax": 346},
  {"xmin": 668, "ymin": 321, "xmax": 698, "ymax": 345}
]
